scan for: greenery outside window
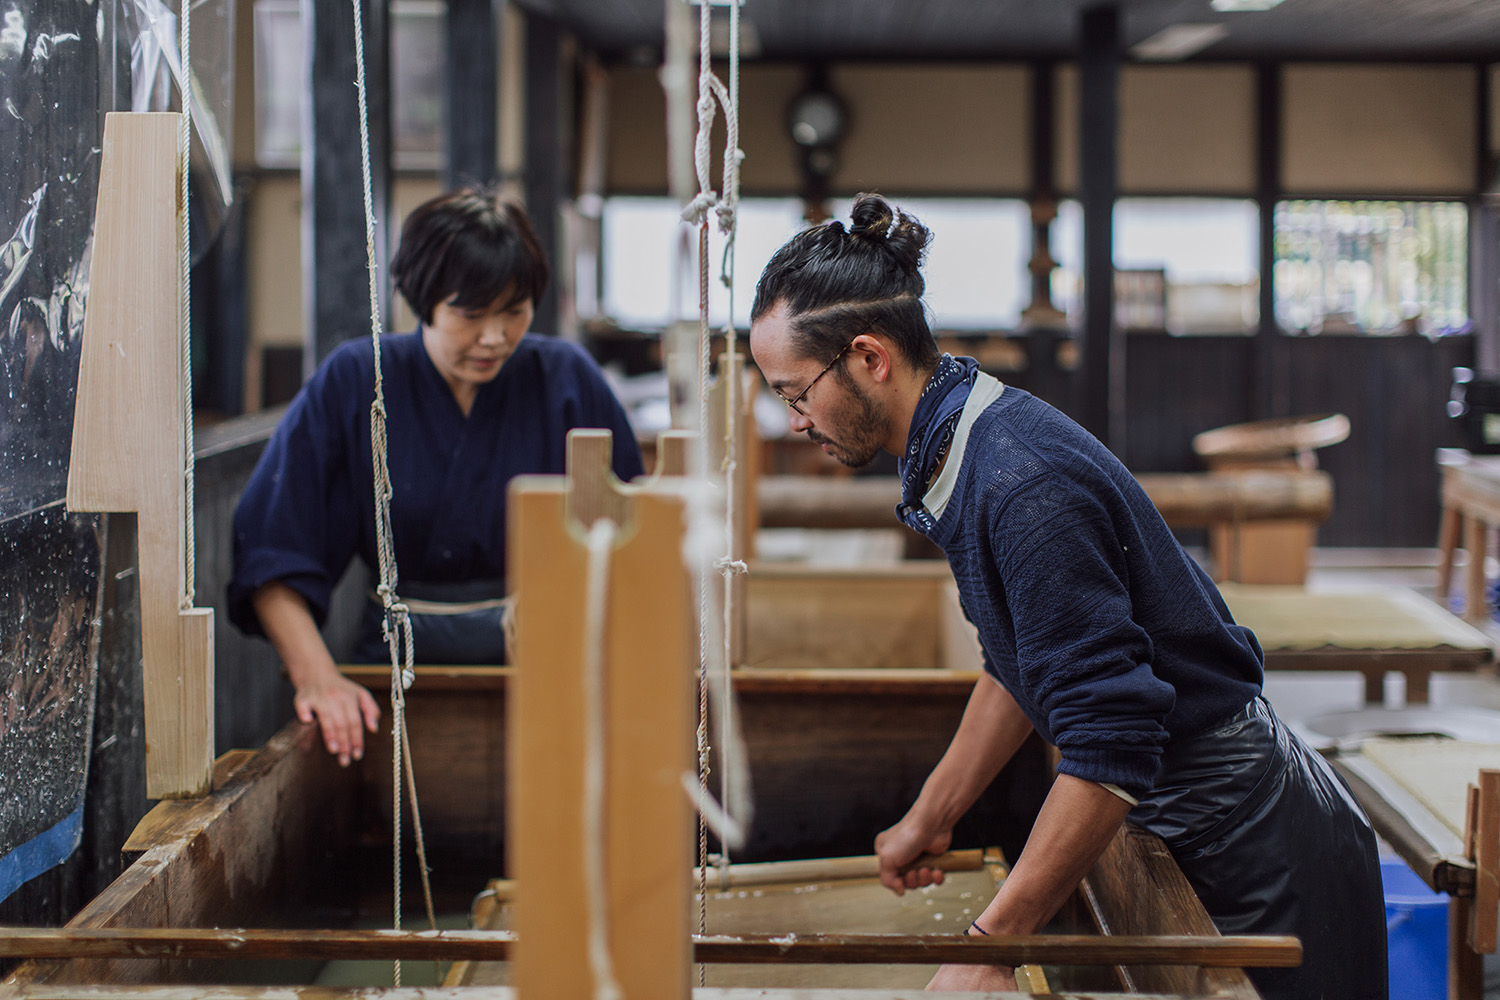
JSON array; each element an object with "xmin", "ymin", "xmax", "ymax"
[{"xmin": 1273, "ymin": 200, "xmax": 1468, "ymax": 336}]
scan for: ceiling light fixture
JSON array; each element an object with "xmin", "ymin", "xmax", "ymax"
[
  {"xmin": 1210, "ymin": 0, "xmax": 1287, "ymax": 11},
  {"xmin": 1129, "ymin": 23, "xmax": 1231, "ymax": 61}
]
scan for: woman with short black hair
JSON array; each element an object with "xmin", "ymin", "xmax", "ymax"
[{"xmin": 228, "ymin": 187, "xmax": 642, "ymax": 766}]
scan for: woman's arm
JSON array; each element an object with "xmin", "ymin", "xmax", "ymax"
[
  {"xmin": 875, "ymin": 674, "xmax": 1035, "ymax": 893},
  {"xmin": 253, "ymin": 581, "xmax": 381, "ymax": 766}
]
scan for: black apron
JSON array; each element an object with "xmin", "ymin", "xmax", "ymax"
[
  {"xmin": 352, "ymin": 578, "xmax": 510, "ymax": 664},
  {"xmin": 1128, "ymin": 696, "xmax": 1388, "ymax": 1000}
]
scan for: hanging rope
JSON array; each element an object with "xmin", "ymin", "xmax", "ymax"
[
  {"xmin": 178, "ymin": 0, "xmax": 194, "ymax": 608},
  {"xmin": 675, "ymin": 1, "xmax": 755, "ymax": 979},
  {"xmin": 347, "ymin": 0, "xmax": 436, "ymax": 983}
]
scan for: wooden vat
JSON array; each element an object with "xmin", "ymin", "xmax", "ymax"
[{"xmin": 4, "ymin": 723, "xmax": 1276, "ymax": 998}]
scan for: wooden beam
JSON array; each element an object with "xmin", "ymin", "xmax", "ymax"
[
  {"xmin": 0, "ymin": 987, "xmax": 1255, "ymax": 1000},
  {"xmin": 1468, "ymin": 770, "xmax": 1500, "ymax": 954},
  {"xmin": 1079, "ymin": 824, "xmax": 1263, "ymax": 999},
  {"xmin": 509, "ymin": 429, "xmax": 694, "ymax": 999},
  {"xmin": 443, "ymin": 0, "xmax": 499, "ymax": 188},
  {"xmin": 1078, "ymin": 4, "xmax": 1120, "ymax": 450},
  {"xmin": 302, "ymin": 0, "xmax": 390, "ymax": 368},
  {"xmin": 0, "ymin": 927, "xmax": 1301, "ymax": 969},
  {"xmin": 66, "ymin": 111, "xmax": 214, "ymax": 799}
]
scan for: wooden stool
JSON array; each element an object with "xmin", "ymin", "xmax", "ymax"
[
  {"xmin": 1193, "ymin": 414, "xmax": 1350, "ymax": 585},
  {"xmin": 1436, "ymin": 449, "xmax": 1500, "ymax": 623}
]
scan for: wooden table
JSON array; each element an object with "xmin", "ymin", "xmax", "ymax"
[
  {"xmin": 1437, "ymin": 449, "xmax": 1500, "ymax": 622},
  {"xmin": 1330, "ymin": 744, "xmax": 1500, "ymax": 1000},
  {"xmin": 1220, "ymin": 585, "xmax": 1494, "ymax": 704}
]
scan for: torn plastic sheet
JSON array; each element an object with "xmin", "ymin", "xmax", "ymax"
[
  {"xmin": 127, "ymin": 0, "xmax": 235, "ymax": 235},
  {"xmin": 0, "ymin": 507, "xmax": 103, "ymax": 903},
  {"xmin": 0, "ymin": 182, "xmax": 42, "ymax": 321}
]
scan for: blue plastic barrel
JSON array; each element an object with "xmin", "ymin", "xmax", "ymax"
[{"xmin": 1382, "ymin": 859, "xmax": 1447, "ymax": 1000}]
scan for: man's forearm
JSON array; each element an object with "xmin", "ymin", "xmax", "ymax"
[
  {"xmin": 910, "ymin": 675, "xmax": 1035, "ymax": 830},
  {"xmin": 972, "ymin": 773, "xmax": 1133, "ymax": 935}
]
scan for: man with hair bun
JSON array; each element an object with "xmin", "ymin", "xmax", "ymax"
[
  {"xmin": 748, "ymin": 194, "xmax": 1384, "ymax": 998},
  {"xmin": 228, "ymin": 187, "xmax": 642, "ymax": 767}
]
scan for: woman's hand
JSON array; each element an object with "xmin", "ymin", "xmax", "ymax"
[
  {"xmin": 875, "ymin": 813, "xmax": 952, "ymax": 896},
  {"xmin": 253, "ymin": 582, "xmax": 382, "ymax": 766},
  {"xmin": 293, "ymin": 670, "xmax": 381, "ymax": 767},
  {"xmin": 925, "ymin": 962, "xmax": 1016, "ymax": 992}
]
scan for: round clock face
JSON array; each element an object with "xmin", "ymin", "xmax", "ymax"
[{"xmin": 789, "ymin": 91, "xmax": 845, "ymax": 147}]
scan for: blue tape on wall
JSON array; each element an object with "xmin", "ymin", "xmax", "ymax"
[{"xmin": 0, "ymin": 807, "xmax": 84, "ymax": 904}]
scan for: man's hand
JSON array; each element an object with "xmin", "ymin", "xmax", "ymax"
[
  {"xmin": 875, "ymin": 814, "xmax": 952, "ymax": 896},
  {"xmin": 925, "ymin": 962, "xmax": 1017, "ymax": 992},
  {"xmin": 294, "ymin": 672, "xmax": 380, "ymax": 767}
]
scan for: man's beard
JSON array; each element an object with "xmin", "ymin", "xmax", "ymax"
[{"xmin": 807, "ymin": 377, "xmax": 888, "ymax": 469}]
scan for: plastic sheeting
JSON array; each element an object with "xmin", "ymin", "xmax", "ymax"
[
  {"xmin": 0, "ymin": 507, "xmax": 102, "ymax": 903},
  {"xmin": 0, "ymin": 0, "xmax": 232, "ymax": 902}
]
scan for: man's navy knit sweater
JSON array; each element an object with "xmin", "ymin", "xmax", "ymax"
[{"xmin": 916, "ymin": 381, "xmax": 1264, "ymax": 799}]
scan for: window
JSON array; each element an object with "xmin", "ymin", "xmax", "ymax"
[
  {"xmin": 253, "ymin": 0, "xmax": 445, "ymax": 170},
  {"xmin": 600, "ymin": 197, "xmax": 806, "ymax": 330},
  {"xmin": 599, "ymin": 196, "xmax": 1033, "ymax": 333},
  {"xmin": 871, "ymin": 198, "xmax": 1031, "ymax": 331},
  {"xmin": 1052, "ymin": 198, "xmax": 1261, "ymax": 334},
  {"xmin": 1273, "ymin": 200, "xmax": 1468, "ymax": 336}
]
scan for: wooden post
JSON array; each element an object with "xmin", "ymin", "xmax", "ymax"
[
  {"xmin": 508, "ymin": 429, "xmax": 694, "ymax": 1000},
  {"xmin": 707, "ymin": 351, "xmax": 758, "ymax": 665},
  {"xmin": 67, "ymin": 112, "xmax": 214, "ymax": 800}
]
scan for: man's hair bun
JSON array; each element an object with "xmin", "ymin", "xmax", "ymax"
[{"xmin": 848, "ymin": 193, "xmax": 930, "ymax": 274}]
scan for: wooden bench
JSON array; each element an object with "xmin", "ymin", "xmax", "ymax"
[
  {"xmin": 1220, "ymin": 584, "xmax": 1494, "ymax": 704},
  {"xmin": 1437, "ymin": 449, "xmax": 1500, "ymax": 623}
]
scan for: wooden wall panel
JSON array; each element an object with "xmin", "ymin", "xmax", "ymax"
[
  {"xmin": 1282, "ymin": 65, "xmax": 1477, "ymax": 195},
  {"xmin": 1119, "ymin": 66, "xmax": 1256, "ymax": 195},
  {"xmin": 607, "ymin": 63, "xmax": 1027, "ymax": 196},
  {"xmin": 1280, "ymin": 333, "xmax": 1472, "ymax": 548},
  {"xmin": 1121, "ymin": 334, "xmax": 1257, "ymax": 474},
  {"xmin": 830, "ymin": 64, "xmax": 1029, "ymax": 194},
  {"xmin": 607, "ymin": 63, "xmax": 803, "ymax": 195},
  {"xmin": 1116, "ymin": 333, "xmax": 1470, "ymax": 549}
]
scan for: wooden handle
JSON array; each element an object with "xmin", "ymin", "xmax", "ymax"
[{"xmin": 701, "ymin": 848, "xmax": 989, "ymax": 889}]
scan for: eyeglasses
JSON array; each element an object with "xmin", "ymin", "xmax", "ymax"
[{"xmin": 775, "ymin": 342, "xmax": 852, "ymax": 416}]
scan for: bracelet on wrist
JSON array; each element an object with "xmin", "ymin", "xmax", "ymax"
[{"xmin": 968, "ymin": 920, "xmax": 990, "ymax": 936}]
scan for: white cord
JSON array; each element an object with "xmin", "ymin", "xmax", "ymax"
[
  {"xmin": 582, "ymin": 519, "xmax": 623, "ymax": 1000},
  {"xmin": 179, "ymin": 0, "xmax": 194, "ymax": 608}
]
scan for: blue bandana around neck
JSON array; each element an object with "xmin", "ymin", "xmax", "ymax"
[{"xmin": 896, "ymin": 354, "xmax": 982, "ymax": 534}]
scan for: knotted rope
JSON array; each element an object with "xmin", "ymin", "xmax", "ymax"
[{"xmin": 348, "ymin": 0, "xmax": 435, "ymax": 983}]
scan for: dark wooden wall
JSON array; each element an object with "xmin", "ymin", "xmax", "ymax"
[{"xmin": 1000, "ymin": 331, "xmax": 1473, "ymax": 549}]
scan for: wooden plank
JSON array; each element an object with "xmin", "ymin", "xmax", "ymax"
[
  {"xmin": 0, "ymin": 987, "xmax": 1242, "ymax": 999},
  {"xmin": 1468, "ymin": 770, "xmax": 1500, "ymax": 954},
  {"xmin": 1464, "ymin": 515, "xmax": 1489, "ymax": 624},
  {"xmin": 66, "ymin": 111, "xmax": 213, "ymax": 799},
  {"xmin": 743, "ymin": 569, "xmax": 946, "ymax": 670},
  {"xmin": 1078, "ymin": 825, "xmax": 1262, "ymax": 999},
  {"xmin": 0, "ymin": 927, "xmax": 1301, "ymax": 968},
  {"xmin": 508, "ymin": 430, "xmax": 694, "ymax": 1000},
  {"xmin": 1332, "ymin": 758, "xmax": 1474, "ymax": 897},
  {"xmin": 6, "ymin": 723, "xmax": 355, "ymax": 987},
  {"xmin": 756, "ymin": 472, "xmax": 1330, "ymax": 531}
]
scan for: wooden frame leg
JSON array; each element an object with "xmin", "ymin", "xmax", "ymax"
[
  {"xmin": 1464, "ymin": 516, "xmax": 1488, "ymax": 623},
  {"xmin": 1438, "ymin": 504, "xmax": 1461, "ymax": 603},
  {"xmin": 1363, "ymin": 669, "xmax": 1386, "ymax": 706},
  {"xmin": 1451, "ymin": 895, "xmax": 1482, "ymax": 1000},
  {"xmin": 1405, "ymin": 669, "xmax": 1431, "ymax": 706}
]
